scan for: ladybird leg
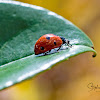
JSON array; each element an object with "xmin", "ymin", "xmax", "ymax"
[
  {"xmin": 44, "ymin": 52, "xmax": 48, "ymax": 55},
  {"xmin": 46, "ymin": 50, "xmax": 51, "ymax": 53},
  {"xmin": 57, "ymin": 46, "xmax": 62, "ymax": 51},
  {"xmin": 49, "ymin": 50, "xmax": 51, "ymax": 52},
  {"xmin": 44, "ymin": 50, "xmax": 51, "ymax": 55}
]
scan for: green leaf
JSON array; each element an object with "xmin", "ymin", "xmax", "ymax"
[{"xmin": 0, "ymin": 1, "xmax": 96, "ymax": 90}]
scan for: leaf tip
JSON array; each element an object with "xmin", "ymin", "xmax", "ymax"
[
  {"xmin": 91, "ymin": 46, "xmax": 97, "ymax": 58},
  {"xmin": 92, "ymin": 53, "xmax": 96, "ymax": 58}
]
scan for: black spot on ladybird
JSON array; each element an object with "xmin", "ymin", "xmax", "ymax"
[
  {"xmin": 40, "ymin": 47, "xmax": 44, "ymax": 50},
  {"xmin": 46, "ymin": 36, "xmax": 50, "ymax": 40},
  {"xmin": 54, "ymin": 42, "xmax": 56, "ymax": 45}
]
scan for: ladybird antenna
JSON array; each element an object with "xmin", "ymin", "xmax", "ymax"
[{"xmin": 66, "ymin": 40, "xmax": 72, "ymax": 47}]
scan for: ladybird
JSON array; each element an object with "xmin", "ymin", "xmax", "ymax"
[{"xmin": 34, "ymin": 34, "xmax": 71, "ymax": 55}]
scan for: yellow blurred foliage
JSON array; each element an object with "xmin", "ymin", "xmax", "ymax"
[
  {"xmin": 10, "ymin": 80, "xmax": 38, "ymax": 100},
  {"xmin": 0, "ymin": 0, "xmax": 100, "ymax": 100}
]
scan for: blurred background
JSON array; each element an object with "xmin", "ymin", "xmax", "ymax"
[{"xmin": 0, "ymin": 0, "xmax": 100, "ymax": 100}]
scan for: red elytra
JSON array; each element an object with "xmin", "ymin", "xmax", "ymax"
[{"xmin": 34, "ymin": 34, "xmax": 68, "ymax": 55}]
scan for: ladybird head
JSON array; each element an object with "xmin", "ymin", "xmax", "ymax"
[
  {"xmin": 59, "ymin": 36, "xmax": 67, "ymax": 44},
  {"xmin": 60, "ymin": 36, "xmax": 71, "ymax": 47}
]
